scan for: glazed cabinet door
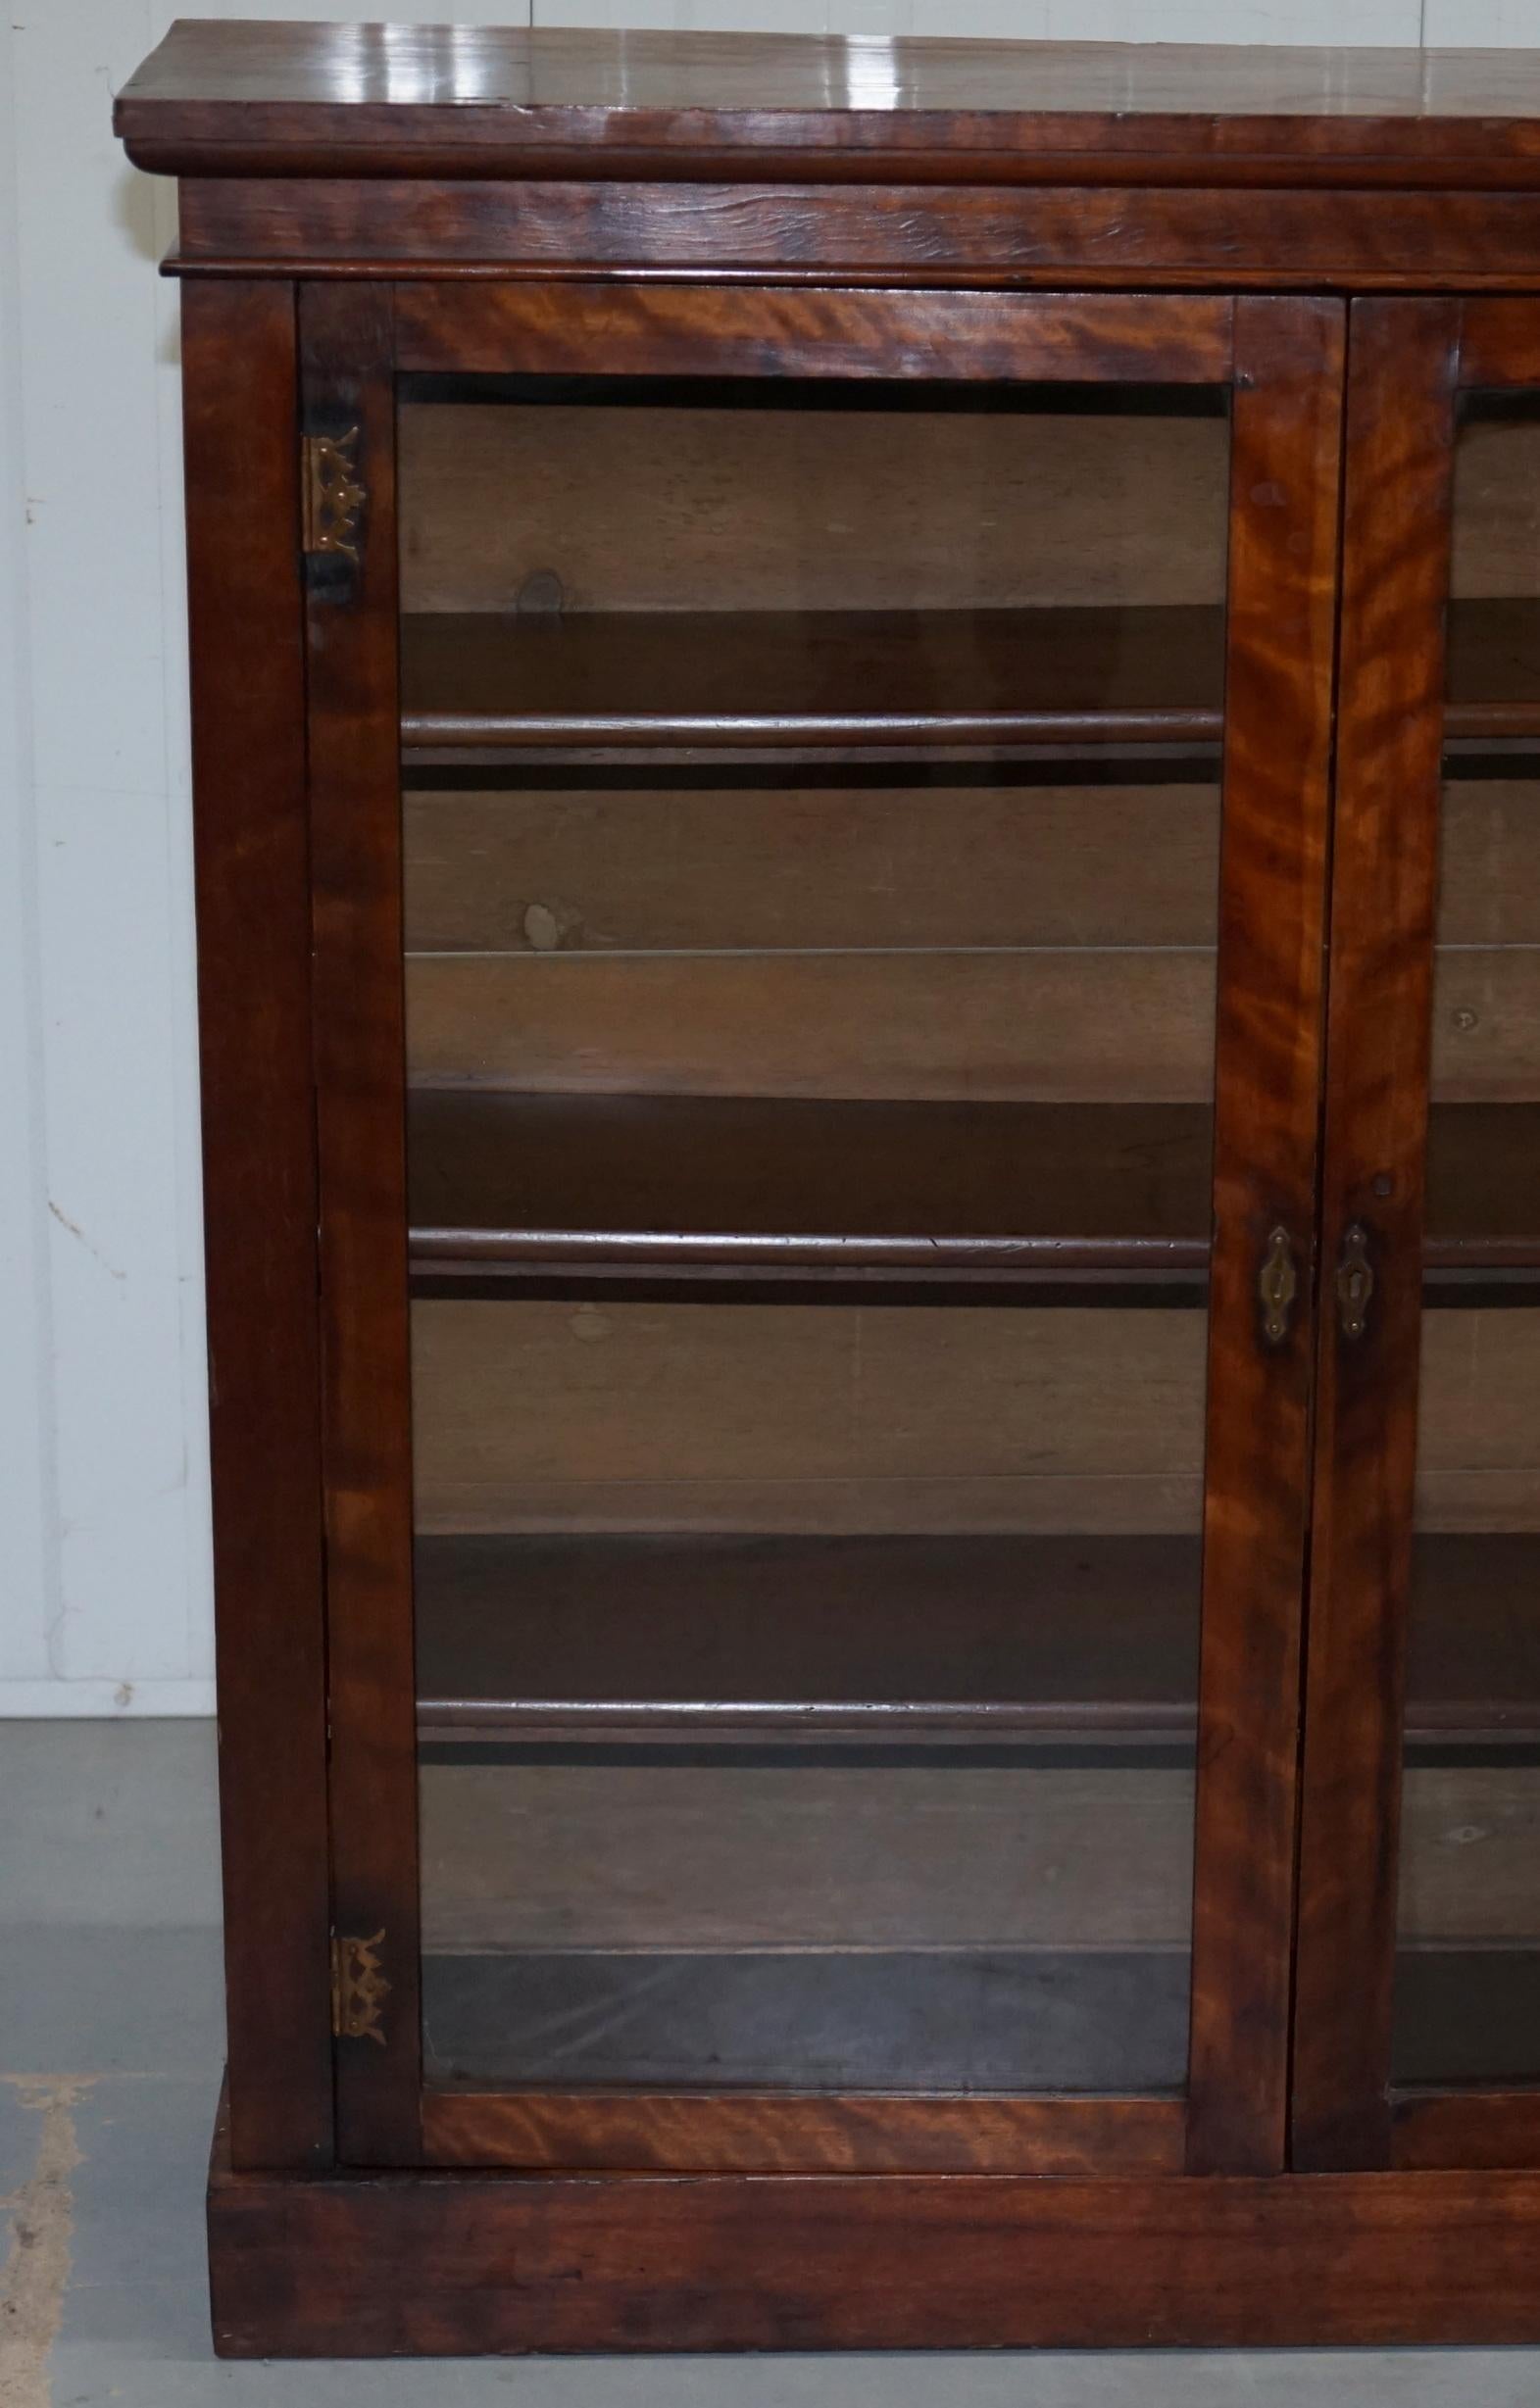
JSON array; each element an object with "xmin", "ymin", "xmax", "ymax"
[
  {"xmin": 303, "ymin": 282, "xmax": 1342, "ymax": 2174},
  {"xmin": 1295, "ymin": 300, "xmax": 1540, "ymax": 2173}
]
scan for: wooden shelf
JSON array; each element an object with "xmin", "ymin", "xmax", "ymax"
[
  {"xmin": 408, "ymin": 1092, "xmax": 1214, "ymax": 1287},
  {"xmin": 414, "ymin": 1530, "xmax": 1540, "ymax": 1743},
  {"xmin": 400, "ymin": 598, "xmax": 1540, "ymax": 756},
  {"xmin": 406, "ymin": 1092, "xmax": 1540, "ymax": 1290},
  {"xmin": 401, "ymin": 604, "xmax": 1225, "ymax": 753},
  {"xmin": 417, "ymin": 1532, "xmax": 1202, "ymax": 1738}
]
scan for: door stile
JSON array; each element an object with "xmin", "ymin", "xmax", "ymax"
[
  {"xmin": 1185, "ymin": 295, "xmax": 1344, "ymax": 2176},
  {"xmin": 300, "ymin": 279, "xmax": 424, "ymax": 2164},
  {"xmin": 1290, "ymin": 299, "xmax": 1460, "ymax": 2174}
]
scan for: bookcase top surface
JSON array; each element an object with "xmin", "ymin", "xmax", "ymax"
[{"xmin": 116, "ymin": 19, "xmax": 1540, "ymax": 185}]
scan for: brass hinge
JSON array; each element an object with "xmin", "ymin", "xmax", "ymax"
[
  {"xmin": 302, "ymin": 427, "xmax": 365, "ymax": 562},
  {"xmin": 330, "ymin": 1929, "xmax": 389, "ymax": 2045},
  {"xmin": 1258, "ymin": 1224, "xmax": 1298, "ymax": 1347},
  {"xmin": 1335, "ymin": 1221, "xmax": 1375, "ymax": 1342}
]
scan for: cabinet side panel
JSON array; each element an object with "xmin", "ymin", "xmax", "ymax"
[
  {"xmin": 1184, "ymin": 297, "xmax": 1343, "ymax": 2176},
  {"xmin": 1292, "ymin": 299, "xmax": 1459, "ymax": 2172},
  {"xmin": 181, "ymin": 277, "xmax": 332, "ymax": 2169}
]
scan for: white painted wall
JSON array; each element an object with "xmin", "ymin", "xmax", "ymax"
[{"xmin": 4, "ymin": 0, "xmax": 1539, "ymax": 1716}]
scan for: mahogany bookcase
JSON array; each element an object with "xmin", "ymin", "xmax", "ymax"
[{"xmin": 118, "ymin": 19, "xmax": 1540, "ymax": 2356}]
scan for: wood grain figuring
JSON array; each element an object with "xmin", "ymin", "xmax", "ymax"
[
  {"xmin": 409, "ymin": 1300, "xmax": 1209, "ymax": 1538},
  {"xmin": 399, "ymin": 395, "xmax": 1229, "ymax": 616},
  {"xmin": 1292, "ymin": 301, "xmax": 1459, "ymax": 2175},
  {"xmin": 173, "ymin": 181, "xmax": 1540, "ymax": 292},
  {"xmin": 1184, "ymin": 298, "xmax": 1340, "ymax": 2178},
  {"xmin": 205, "ymin": 2114, "xmax": 1540, "ymax": 2355},
  {"xmin": 180, "ymin": 279, "xmax": 333, "ymax": 2175},
  {"xmin": 116, "ymin": 13, "xmax": 1540, "ymax": 2347},
  {"xmin": 301, "ymin": 282, "xmax": 422, "ymax": 2165},
  {"xmin": 403, "ymin": 784, "xmax": 1223, "ymax": 955},
  {"xmin": 420, "ymin": 2091, "xmax": 1187, "ymax": 2177},
  {"xmin": 405, "ymin": 951, "xmax": 1218, "ymax": 1104},
  {"xmin": 115, "ymin": 24, "xmax": 1540, "ymax": 191},
  {"xmin": 395, "ymin": 283, "xmax": 1235, "ymax": 387}
]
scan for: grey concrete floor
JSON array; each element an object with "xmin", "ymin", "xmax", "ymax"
[{"xmin": 3, "ymin": 1719, "xmax": 1540, "ymax": 2403}]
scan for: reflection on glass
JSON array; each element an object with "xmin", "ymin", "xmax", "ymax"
[
  {"xmin": 1394, "ymin": 391, "xmax": 1540, "ymax": 2087},
  {"xmin": 401, "ymin": 375, "xmax": 1231, "ymax": 2095}
]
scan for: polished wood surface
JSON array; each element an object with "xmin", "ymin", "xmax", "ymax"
[
  {"xmin": 206, "ymin": 2099, "xmax": 1540, "ymax": 2354},
  {"xmin": 174, "ymin": 177, "xmax": 1540, "ymax": 291},
  {"xmin": 181, "ymin": 280, "xmax": 333, "ymax": 2176},
  {"xmin": 1184, "ymin": 297, "xmax": 1339, "ymax": 2177},
  {"xmin": 1393, "ymin": 2092, "xmax": 1540, "ymax": 2172},
  {"xmin": 120, "ymin": 12, "xmax": 1540, "ymax": 2358},
  {"xmin": 118, "ymin": 24, "xmax": 1540, "ymax": 191},
  {"xmin": 395, "ymin": 279, "xmax": 1234, "ymax": 382},
  {"xmin": 421, "ymin": 2091, "xmax": 1186, "ymax": 2178},
  {"xmin": 1292, "ymin": 302, "xmax": 1460, "ymax": 2175}
]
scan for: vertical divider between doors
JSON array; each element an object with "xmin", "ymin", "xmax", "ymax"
[
  {"xmin": 300, "ymin": 279, "xmax": 424, "ymax": 2164},
  {"xmin": 1185, "ymin": 296, "xmax": 1344, "ymax": 2176},
  {"xmin": 1291, "ymin": 299, "xmax": 1460, "ymax": 2174}
]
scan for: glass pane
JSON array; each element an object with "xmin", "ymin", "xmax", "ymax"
[
  {"xmin": 1394, "ymin": 392, "xmax": 1540, "ymax": 2087},
  {"xmin": 399, "ymin": 371, "xmax": 1232, "ymax": 2098}
]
